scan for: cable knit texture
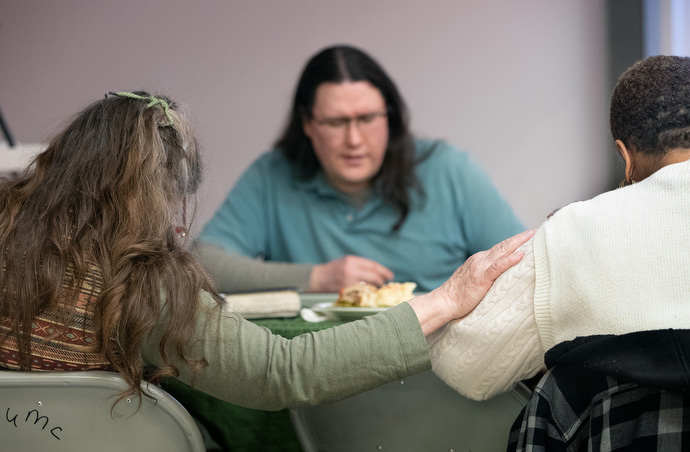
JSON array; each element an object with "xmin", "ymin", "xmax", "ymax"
[
  {"xmin": 429, "ymin": 159, "xmax": 690, "ymax": 401},
  {"xmin": 427, "ymin": 240, "xmax": 544, "ymax": 401}
]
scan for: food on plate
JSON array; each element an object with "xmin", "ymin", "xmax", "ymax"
[
  {"xmin": 335, "ymin": 281, "xmax": 417, "ymax": 308},
  {"xmin": 335, "ymin": 282, "xmax": 378, "ymax": 307}
]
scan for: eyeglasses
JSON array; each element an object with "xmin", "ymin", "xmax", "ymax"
[{"xmin": 311, "ymin": 111, "xmax": 388, "ymax": 133}]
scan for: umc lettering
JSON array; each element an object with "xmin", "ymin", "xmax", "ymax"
[
  {"xmin": 25, "ymin": 409, "xmax": 49, "ymax": 430},
  {"xmin": 4, "ymin": 407, "xmax": 62, "ymax": 440},
  {"xmin": 5, "ymin": 407, "xmax": 17, "ymax": 427}
]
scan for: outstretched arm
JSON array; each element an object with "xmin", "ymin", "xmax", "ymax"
[
  {"xmin": 409, "ymin": 229, "xmax": 535, "ymax": 335},
  {"xmin": 427, "ymin": 234, "xmax": 545, "ymax": 401},
  {"xmin": 145, "ymin": 231, "xmax": 533, "ymax": 410}
]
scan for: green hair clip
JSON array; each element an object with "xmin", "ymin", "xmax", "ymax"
[{"xmin": 107, "ymin": 91, "xmax": 174, "ymax": 126}]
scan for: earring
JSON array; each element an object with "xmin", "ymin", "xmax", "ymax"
[
  {"xmin": 175, "ymin": 197, "xmax": 188, "ymax": 239},
  {"xmin": 618, "ymin": 172, "xmax": 637, "ymax": 188}
]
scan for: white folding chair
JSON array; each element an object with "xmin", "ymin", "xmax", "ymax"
[
  {"xmin": 0, "ymin": 370, "xmax": 205, "ymax": 452},
  {"xmin": 290, "ymin": 370, "xmax": 530, "ymax": 452}
]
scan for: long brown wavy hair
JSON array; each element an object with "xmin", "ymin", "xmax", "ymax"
[{"xmin": 0, "ymin": 92, "xmax": 220, "ymax": 399}]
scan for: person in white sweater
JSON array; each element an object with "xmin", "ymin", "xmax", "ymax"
[{"xmin": 427, "ymin": 55, "xmax": 690, "ymax": 401}]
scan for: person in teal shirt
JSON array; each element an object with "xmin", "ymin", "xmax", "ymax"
[{"xmin": 196, "ymin": 45, "xmax": 524, "ymax": 293}]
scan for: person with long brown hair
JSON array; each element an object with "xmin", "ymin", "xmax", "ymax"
[{"xmin": 0, "ymin": 91, "xmax": 532, "ymax": 406}]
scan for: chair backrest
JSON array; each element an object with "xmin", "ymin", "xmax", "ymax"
[
  {"xmin": 290, "ymin": 369, "xmax": 531, "ymax": 452},
  {"xmin": 0, "ymin": 370, "xmax": 205, "ymax": 452}
]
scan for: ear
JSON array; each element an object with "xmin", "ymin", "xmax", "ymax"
[
  {"xmin": 302, "ymin": 115, "xmax": 314, "ymax": 139},
  {"xmin": 615, "ymin": 139, "xmax": 635, "ymax": 182}
]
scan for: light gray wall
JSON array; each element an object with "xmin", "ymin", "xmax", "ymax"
[{"xmin": 0, "ymin": 0, "xmax": 612, "ymax": 231}]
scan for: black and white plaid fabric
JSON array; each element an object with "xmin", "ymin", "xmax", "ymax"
[{"xmin": 507, "ymin": 358, "xmax": 690, "ymax": 451}]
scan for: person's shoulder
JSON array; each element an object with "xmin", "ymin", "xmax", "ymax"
[
  {"xmin": 251, "ymin": 148, "xmax": 289, "ymax": 167},
  {"xmin": 543, "ymin": 186, "xmax": 628, "ymax": 234},
  {"xmin": 413, "ymin": 138, "xmax": 475, "ymax": 172},
  {"xmin": 229, "ymin": 150, "xmax": 295, "ymax": 195},
  {"xmin": 416, "ymin": 137, "xmax": 471, "ymax": 158},
  {"xmin": 242, "ymin": 149, "xmax": 292, "ymax": 176}
]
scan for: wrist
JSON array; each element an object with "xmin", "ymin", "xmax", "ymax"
[
  {"xmin": 407, "ymin": 292, "xmax": 454, "ymax": 336},
  {"xmin": 307, "ymin": 265, "xmax": 324, "ymax": 292}
]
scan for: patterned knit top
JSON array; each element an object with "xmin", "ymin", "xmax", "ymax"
[{"xmin": 0, "ymin": 266, "xmax": 114, "ymax": 371}]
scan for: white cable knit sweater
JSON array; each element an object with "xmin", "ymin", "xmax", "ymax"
[{"xmin": 428, "ymin": 160, "xmax": 690, "ymax": 401}]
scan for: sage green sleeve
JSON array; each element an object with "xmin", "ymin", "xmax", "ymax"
[
  {"xmin": 194, "ymin": 241, "xmax": 313, "ymax": 293},
  {"xmin": 141, "ymin": 291, "xmax": 431, "ymax": 411}
]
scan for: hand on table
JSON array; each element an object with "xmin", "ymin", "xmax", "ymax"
[
  {"xmin": 307, "ymin": 255, "xmax": 394, "ymax": 293},
  {"xmin": 409, "ymin": 229, "xmax": 535, "ymax": 335}
]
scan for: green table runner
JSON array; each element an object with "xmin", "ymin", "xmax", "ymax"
[{"xmin": 162, "ymin": 316, "xmax": 346, "ymax": 451}]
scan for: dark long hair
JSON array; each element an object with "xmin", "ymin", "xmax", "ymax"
[
  {"xmin": 0, "ymin": 92, "xmax": 220, "ymax": 400},
  {"xmin": 275, "ymin": 45, "xmax": 423, "ymax": 230}
]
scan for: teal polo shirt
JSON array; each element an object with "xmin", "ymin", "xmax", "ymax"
[{"xmin": 198, "ymin": 139, "xmax": 524, "ymax": 292}]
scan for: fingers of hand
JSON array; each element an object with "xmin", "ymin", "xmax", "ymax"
[
  {"xmin": 488, "ymin": 229, "xmax": 535, "ymax": 258},
  {"xmin": 361, "ymin": 263, "xmax": 394, "ymax": 287},
  {"xmin": 480, "ymin": 230, "xmax": 534, "ymax": 281},
  {"xmin": 484, "ymin": 250, "xmax": 524, "ymax": 281},
  {"xmin": 368, "ymin": 262, "xmax": 394, "ymax": 283},
  {"xmin": 341, "ymin": 256, "xmax": 393, "ymax": 287}
]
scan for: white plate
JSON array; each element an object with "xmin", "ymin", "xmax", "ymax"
[
  {"xmin": 311, "ymin": 301, "xmax": 387, "ymax": 321},
  {"xmin": 299, "ymin": 293, "xmax": 339, "ymax": 308}
]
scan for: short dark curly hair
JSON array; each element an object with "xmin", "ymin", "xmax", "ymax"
[{"xmin": 610, "ymin": 55, "xmax": 690, "ymax": 157}]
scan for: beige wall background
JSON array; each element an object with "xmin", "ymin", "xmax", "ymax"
[{"xmin": 0, "ymin": 0, "xmax": 613, "ymax": 231}]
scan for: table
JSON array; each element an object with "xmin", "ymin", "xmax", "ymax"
[{"xmin": 161, "ymin": 315, "xmax": 347, "ymax": 452}]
